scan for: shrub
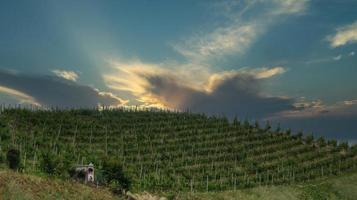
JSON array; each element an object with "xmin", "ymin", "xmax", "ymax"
[
  {"xmin": 40, "ymin": 151, "xmax": 58, "ymax": 175},
  {"xmin": 0, "ymin": 151, "xmax": 4, "ymax": 164},
  {"xmin": 102, "ymin": 158, "xmax": 131, "ymax": 194},
  {"xmin": 305, "ymin": 134, "xmax": 314, "ymax": 144},
  {"xmin": 317, "ymin": 137, "xmax": 326, "ymax": 147},
  {"xmin": 6, "ymin": 148, "xmax": 20, "ymax": 170},
  {"xmin": 328, "ymin": 139, "xmax": 337, "ymax": 147},
  {"xmin": 338, "ymin": 142, "xmax": 349, "ymax": 151}
]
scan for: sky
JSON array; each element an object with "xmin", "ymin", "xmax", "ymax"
[{"xmin": 0, "ymin": 0, "xmax": 357, "ymax": 141}]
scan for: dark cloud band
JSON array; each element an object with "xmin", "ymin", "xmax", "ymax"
[{"xmin": 0, "ymin": 69, "xmax": 123, "ymax": 108}]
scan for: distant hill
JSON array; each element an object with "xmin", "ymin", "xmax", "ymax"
[{"xmin": 0, "ymin": 108, "xmax": 356, "ymax": 193}]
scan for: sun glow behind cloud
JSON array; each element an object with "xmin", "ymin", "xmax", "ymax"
[
  {"xmin": 0, "ymin": 85, "xmax": 40, "ymax": 106},
  {"xmin": 103, "ymin": 58, "xmax": 288, "ymax": 111}
]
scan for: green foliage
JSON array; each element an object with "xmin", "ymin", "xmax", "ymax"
[
  {"xmin": 305, "ymin": 134, "xmax": 314, "ymax": 144},
  {"xmin": 0, "ymin": 108, "xmax": 356, "ymax": 193},
  {"xmin": 328, "ymin": 139, "xmax": 337, "ymax": 147},
  {"xmin": 316, "ymin": 137, "xmax": 326, "ymax": 147},
  {"xmin": 39, "ymin": 151, "xmax": 71, "ymax": 176},
  {"xmin": 102, "ymin": 158, "xmax": 131, "ymax": 194},
  {"xmin": 0, "ymin": 151, "xmax": 4, "ymax": 164},
  {"xmin": 264, "ymin": 121, "xmax": 271, "ymax": 132},
  {"xmin": 40, "ymin": 151, "xmax": 57, "ymax": 175},
  {"xmin": 338, "ymin": 142, "xmax": 349, "ymax": 151},
  {"xmin": 296, "ymin": 131, "xmax": 303, "ymax": 139},
  {"xmin": 6, "ymin": 148, "xmax": 20, "ymax": 170}
]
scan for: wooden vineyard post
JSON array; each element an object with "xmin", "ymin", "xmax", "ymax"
[
  {"xmin": 90, "ymin": 125, "xmax": 93, "ymax": 151},
  {"xmin": 206, "ymin": 175, "xmax": 209, "ymax": 192},
  {"xmin": 55, "ymin": 125, "xmax": 62, "ymax": 148},
  {"xmin": 105, "ymin": 126, "xmax": 108, "ymax": 156},
  {"xmin": 234, "ymin": 175, "xmax": 237, "ymax": 191},
  {"xmin": 33, "ymin": 151, "xmax": 37, "ymax": 172},
  {"xmin": 72, "ymin": 124, "xmax": 78, "ymax": 147}
]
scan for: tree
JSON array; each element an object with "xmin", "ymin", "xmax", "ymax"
[
  {"xmin": 6, "ymin": 148, "xmax": 20, "ymax": 170},
  {"xmin": 275, "ymin": 123, "xmax": 281, "ymax": 133},
  {"xmin": 232, "ymin": 116, "xmax": 240, "ymax": 127},
  {"xmin": 40, "ymin": 151, "xmax": 60, "ymax": 175},
  {"xmin": 285, "ymin": 128, "xmax": 291, "ymax": 136},
  {"xmin": 316, "ymin": 137, "xmax": 326, "ymax": 147},
  {"xmin": 102, "ymin": 158, "xmax": 131, "ymax": 194},
  {"xmin": 264, "ymin": 121, "xmax": 271, "ymax": 132},
  {"xmin": 254, "ymin": 121, "xmax": 260, "ymax": 130},
  {"xmin": 338, "ymin": 142, "xmax": 349, "ymax": 151},
  {"xmin": 305, "ymin": 134, "xmax": 314, "ymax": 145},
  {"xmin": 328, "ymin": 139, "xmax": 337, "ymax": 147}
]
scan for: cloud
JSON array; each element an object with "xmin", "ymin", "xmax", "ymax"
[
  {"xmin": 173, "ymin": 24, "xmax": 259, "ymax": 62},
  {"xmin": 52, "ymin": 69, "xmax": 79, "ymax": 81},
  {"xmin": 0, "ymin": 69, "xmax": 125, "ymax": 108},
  {"xmin": 272, "ymin": 0, "xmax": 309, "ymax": 15},
  {"xmin": 0, "ymin": 85, "xmax": 39, "ymax": 106},
  {"xmin": 104, "ymin": 61, "xmax": 292, "ymax": 118},
  {"xmin": 271, "ymin": 99, "xmax": 357, "ymax": 140},
  {"xmin": 305, "ymin": 52, "xmax": 354, "ymax": 64},
  {"xmin": 328, "ymin": 21, "xmax": 357, "ymax": 48},
  {"xmin": 333, "ymin": 54, "xmax": 342, "ymax": 61},
  {"xmin": 344, "ymin": 99, "xmax": 357, "ymax": 106},
  {"xmin": 172, "ymin": 0, "xmax": 310, "ymax": 63},
  {"xmin": 144, "ymin": 72, "xmax": 293, "ymax": 118}
]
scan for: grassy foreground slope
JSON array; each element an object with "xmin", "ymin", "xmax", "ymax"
[
  {"xmin": 0, "ymin": 108, "xmax": 356, "ymax": 192},
  {"xmin": 177, "ymin": 171, "xmax": 357, "ymax": 200},
  {"xmin": 0, "ymin": 170, "xmax": 120, "ymax": 200},
  {"xmin": 1, "ymin": 170, "xmax": 357, "ymax": 200}
]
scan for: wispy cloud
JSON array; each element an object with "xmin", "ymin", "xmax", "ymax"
[
  {"xmin": 173, "ymin": 23, "xmax": 259, "ymax": 62},
  {"xmin": 333, "ymin": 54, "xmax": 342, "ymax": 61},
  {"xmin": 305, "ymin": 52, "xmax": 354, "ymax": 64},
  {"xmin": 52, "ymin": 70, "xmax": 79, "ymax": 81},
  {"xmin": 172, "ymin": 0, "xmax": 309, "ymax": 63},
  {"xmin": 271, "ymin": 0, "xmax": 309, "ymax": 15},
  {"xmin": 328, "ymin": 21, "xmax": 357, "ymax": 48}
]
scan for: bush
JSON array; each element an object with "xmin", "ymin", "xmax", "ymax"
[
  {"xmin": 6, "ymin": 148, "xmax": 20, "ymax": 170},
  {"xmin": 102, "ymin": 158, "xmax": 131, "ymax": 194},
  {"xmin": 40, "ymin": 151, "xmax": 58, "ymax": 175},
  {"xmin": 0, "ymin": 151, "xmax": 4, "ymax": 164},
  {"xmin": 305, "ymin": 134, "xmax": 314, "ymax": 144}
]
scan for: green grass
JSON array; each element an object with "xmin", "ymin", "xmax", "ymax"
[
  {"xmin": 0, "ymin": 170, "xmax": 122, "ymax": 200},
  {"xmin": 1, "ymin": 169, "xmax": 357, "ymax": 199},
  {"xmin": 174, "ymin": 171, "xmax": 357, "ymax": 200}
]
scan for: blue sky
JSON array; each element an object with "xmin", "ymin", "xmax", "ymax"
[{"xmin": 1, "ymin": 0, "xmax": 357, "ymax": 141}]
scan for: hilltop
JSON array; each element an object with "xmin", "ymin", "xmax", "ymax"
[{"xmin": 0, "ymin": 108, "xmax": 356, "ymax": 194}]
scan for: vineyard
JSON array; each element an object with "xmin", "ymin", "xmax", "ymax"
[{"xmin": 0, "ymin": 108, "xmax": 356, "ymax": 193}]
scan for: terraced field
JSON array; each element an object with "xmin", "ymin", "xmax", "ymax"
[{"xmin": 0, "ymin": 108, "xmax": 356, "ymax": 192}]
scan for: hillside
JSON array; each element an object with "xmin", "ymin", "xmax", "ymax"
[
  {"xmin": 0, "ymin": 170, "xmax": 120, "ymax": 200},
  {"xmin": 0, "ymin": 108, "xmax": 356, "ymax": 193},
  {"xmin": 177, "ymin": 170, "xmax": 357, "ymax": 200},
  {"xmin": 1, "ymin": 169, "xmax": 357, "ymax": 200}
]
